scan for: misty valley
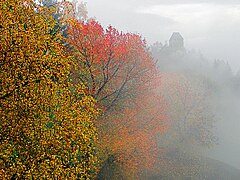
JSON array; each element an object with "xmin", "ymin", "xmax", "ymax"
[{"xmin": 1, "ymin": 0, "xmax": 240, "ymax": 179}]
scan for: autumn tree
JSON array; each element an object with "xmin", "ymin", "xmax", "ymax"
[
  {"xmin": 96, "ymin": 88, "xmax": 167, "ymax": 179},
  {"xmin": 149, "ymin": 73, "xmax": 217, "ymax": 178},
  {"xmin": 66, "ymin": 19, "xmax": 167, "ymax": 178},
  {"xmin": 159, "ymin": 73, "xmax": 217, "ymax": 148},
  {"xmin": 67, "ymin": 19, "xmax": 156, "ymax": 111},
  {"xmin": 0, "ymin": 0, "xmax": 99, "ymax": 178}
]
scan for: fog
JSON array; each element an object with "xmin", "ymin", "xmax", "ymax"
[
  {"xmin": 86, "ymin": 0, "xmax": 240, "ymax": 72},
  {"xmin": 84, "ymin": 0, "xmax": 240, "ymax": 178},
  {"xmin": 3, "ymin": 0, "xmax": 240, "ymax": 179}
]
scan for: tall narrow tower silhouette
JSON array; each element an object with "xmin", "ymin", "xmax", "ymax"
[{"xmin": 169, "ymin": 32, "xmax": 184, "ymax": 50}]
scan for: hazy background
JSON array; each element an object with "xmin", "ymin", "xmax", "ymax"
[
  {"xmin": 83, "ymin": 0, "xmax": 240, "ymax": 171},
  {"xmin": 85, "ymin": 0, "xmax": 240, "ymax": 73}
]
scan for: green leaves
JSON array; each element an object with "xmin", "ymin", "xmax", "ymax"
[{"xmin": 46, "ymin": 121, "xmax": 54, "ymax": 128}]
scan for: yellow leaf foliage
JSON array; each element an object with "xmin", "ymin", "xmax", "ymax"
[{"xmin": 0, "ymin": 0, "xmax": 99, "ymax": 178}]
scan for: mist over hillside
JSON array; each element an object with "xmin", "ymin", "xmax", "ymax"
[{"xmin": 151, "ymin": 32, "xmax": 240, "ymax": 171}]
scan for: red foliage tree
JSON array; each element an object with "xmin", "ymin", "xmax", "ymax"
[
  {"xmin": 66, "ymin": 19, "xmax": 167, "ymax": 178},
  {"xmin": 67, "ymin": 19, "xmax": 156, "ymax": 110}
]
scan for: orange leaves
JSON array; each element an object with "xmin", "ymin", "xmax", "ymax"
[
  {"xmin": 67, "ymin": 19, "xmax": 157, "ymax": 114},
  {"xmin": 96, "ymin": 81, "xmax": 167, "ymax": 178},
  {"xmin": 66, "ymin": 15, "xmax": 168, "ymax": 178}
]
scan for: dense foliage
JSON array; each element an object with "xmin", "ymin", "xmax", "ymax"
[
  {"xmin": 66, "ymin": 18, "xmax": 167, "ymax": 179},
  {"xmin": 0, "ymin": 0, "xmax": 98, "ymax": 178}
]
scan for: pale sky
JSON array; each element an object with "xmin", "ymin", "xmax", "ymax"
[{"xmin": 85, "ymin": 0, "xmax": 240, "ymax": 73}]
